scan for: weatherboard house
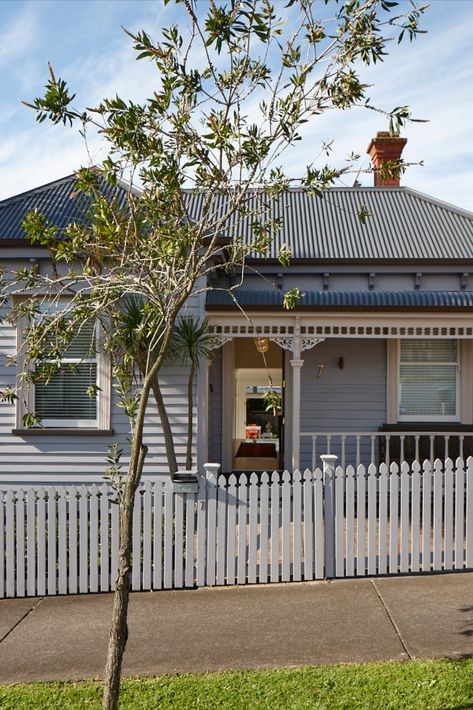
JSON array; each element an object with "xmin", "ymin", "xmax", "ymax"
[{"xmin": 1, "ymin": 131, "xmax": 473, "ymax": 487}]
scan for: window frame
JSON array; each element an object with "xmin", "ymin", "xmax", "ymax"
[
  {"xmin": 15, "ymin": 300, "xmax": 111, "ymax": 431},
  {"xmin": 398, "ymin": 339, "xmax": 460, "ymax": 422},
  {"xmin": 387, "ymin": 338, "xmax": 468, "ymax": 425}
]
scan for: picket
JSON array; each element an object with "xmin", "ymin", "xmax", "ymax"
[
  {"xmin": 142, "ymin": 481, "xmax": 152, "ymax": 591},
  {"xmin": 15, "ymin": 490, "xmax": 25, "ymax": 597},
  {"xmin": 389, "ymin": 464, "xmax": 399, "ymax": 575},
  {"xmin": 100, "ymin": 484, "xmax": 110, "ymax": 592},
  {"xmin": 248, "ymin": 473, "xmax": 258, "ymax": 584},
  {"xmin": 303, "ymin": 470, "xmax": 314, "ymax": 581},
  {"xmin": 68, "ymin": 486, "xmax": 78, "ymax": 595},
  {"xmin": 174, "ymin": 488, "xmax": 184, "ymax": 589},
  {"xmin": 259, "ymin": 472, "xmax": 269, "ymax": 583},
  {"xmin": 216, "ymin": 475, "xmax": 227, "ymax": 586},
  {"xmin": 293, "ymin": 470, "xmax": 302, "ymax": 582},
  {"xmin": 356, "ymin": 465, "xmax": 366, "ymax": 576},
  {"xmin": 367, "ymin": 464, "xmax": 377, "ymax": 576},
  {"xmin": 226, "ymin": 474, "xmax": 237, "ymax": 585},
  {"xmin": 47, "ymin": 487, "xmax": 57, "ymax": 595},
  {"xmin": 237, "ymin": 474, "xmax": 248, "ymax": 584},
  {"xmin": 466, "ymin": 458, "xmax": 473, "ymax": 568},
  {"xmin": 400, "ymin": 462, "xmax": 409, "ymax": 573},
  {"xmin": 454, "ymin": 459, "xmax": 465, "ymax": 570},
  {"xmin": 422, "ymin": 460, "xmax": 432, "ymax": 572},
  {"xmin": 163, "ymin": 480, "xmax": 174, "ymax": 589},
  {"xmin": 110, "ymin": 497, "xmax": 119, "ymax": 591},
  {"xmin": 79, "ymin": 485, "xmax": 88, "ymax": 593},
  {"xmin": 270, "ymin": 471, "xmax": 280, "ymax": 583},
  {"xmin": 57, "ymin": 487, "xmax": 67, "ymax": 595},
  {"xmin": 378, "ymin": 463, "xmax": 388, "ymax": 576},
  {"xmin": 1, "ymin": 458, "xmax": 473, "ymax": 600},
  {"xmin": 314, "ymin": 468, "xmax": 324, "ymax": 579},
  {"xmin": 281, "ymin": 471, "xmax": 291, "ymax": 582},
  {"xmin": 26, "ymin": 489, "xmax": 36, "ymax": 597},
  {"xmin": 411, "ymin": 461, "xmax": 421, "ymax": 573},
  {"xmin": 153, "ymin": 480, "xmax": 163, "ymax": 590},
  {"xmin": 433, "ymin": 460, "xmax": 443, "ymax": 570},
  {"xmin": 444, "ymin": 459, "xmax": 454, "ymax": 570},
  {"xmin": 184, "ymin": 491, "xmax": 196, "ymax": 588},
  {"xmin": 345, "ymin": 465, "xmax": 356, "ymax": 577},
  {"xmin": 5, "ymin": 490, "xmax": 14, "ymax": 597},
  {"xmin": 89, "ymin": 485, "xmax": 99, "ymax": 593},
  {"xmin": 335, "ymin": 467, "xmax": 345, "ymax": 578}
]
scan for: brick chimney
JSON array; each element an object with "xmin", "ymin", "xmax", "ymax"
[{"xmin": 367, "ymin": 131, "xmax": 407, "ymax": 187}]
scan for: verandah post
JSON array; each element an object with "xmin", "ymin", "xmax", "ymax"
[{"xmin": 321, "ymin": 454, "xmax": 338, "ymax": 579}]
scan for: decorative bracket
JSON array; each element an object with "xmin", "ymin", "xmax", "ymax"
[
  {"xmin": 208, "ymin": 336, "xmax": 232, "ymax": 351},
  {"xmin": 301, "ymin": 337, "xmax": 325, "ymax": 352},
  {"xmin": 271, "ymin": 336, "xmax": 325, "ymax": 352}
]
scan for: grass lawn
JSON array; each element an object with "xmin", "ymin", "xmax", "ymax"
[{"xmin": 0, "ymin": 659, "xmax": 472, "ymax": 709}]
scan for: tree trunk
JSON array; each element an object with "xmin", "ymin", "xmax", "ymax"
[
  {"xmin": 102, "ymin": 440, "xmax": 148, "ymax": 709},
  {"xmin": 151, "ymin": 376, "xmax": 178, "ymax": 474},
  {"xmin": 185, "ymin": 360, "xmax": 195, "ymax": 470}
]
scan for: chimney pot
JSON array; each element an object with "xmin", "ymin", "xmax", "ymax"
[{"xmin": 367, "ymin": 132, "xmax": 407, "ymax": 187}]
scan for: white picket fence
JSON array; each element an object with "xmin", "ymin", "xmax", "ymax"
[{"xmin": 1, "ymin": 458, "xmax": 472, "ymax": 598}]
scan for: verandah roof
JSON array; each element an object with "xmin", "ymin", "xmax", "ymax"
[{"xmin": 206, "ymin": 290, "xmax": 473, "ymax": 310}]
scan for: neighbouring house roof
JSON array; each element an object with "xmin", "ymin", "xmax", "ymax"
[
  {"xmin": 0, "ymin": 173, "xmax": 133, "ymax": 245},
  {"xmin": 184, "ymin": 187, "xmax": 473, "ymax": 262},
  {"xmin": 206, "ymin": 289, "xmax": 473, "ymax": 311}
]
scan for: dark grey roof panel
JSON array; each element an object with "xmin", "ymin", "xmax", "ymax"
[
  {"xmin": 184, "ymin": 187, "xmax": 473, "ymax": 261},
  {"xmin": 4, "ymin": 179, "xmax": 473, "ymax": 261},
  {"xmin": 206, "ymin": 289, "xmax": 473, "ymax": 309},
  {"xmin": 0, "ymin": 174, "xmax": 131, "ymax": 241}
]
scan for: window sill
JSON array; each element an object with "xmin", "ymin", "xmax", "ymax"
[{"xmin": 12, "ymin": 428, "xmax": 114, "ymax": 437}]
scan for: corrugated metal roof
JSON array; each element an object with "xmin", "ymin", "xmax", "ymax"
[
  {"xmin": 206, "ymin": 289, "xmax": 473, "ymax": 309},
  {"xmin": 0, "ymin": 174, "xmax": 131, "ymax": 242},
  {"xmin": 184, "ymin": 187, "xmax": 473, "ymax": 261},
  {"xmin": 3, "ymin": 178, "xmax": 473, "ymax": 261}
]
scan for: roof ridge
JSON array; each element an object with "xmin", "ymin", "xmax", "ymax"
[
  {"xmin": 402, "ymin": 186, "xmax": 473, "ymax": 221},
  {"xmin": 0, "ymin": 173, "xmax": 78, "ymax": 208}
]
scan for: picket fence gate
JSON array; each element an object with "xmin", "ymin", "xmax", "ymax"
[{"xmin": 1, "ymin": 457, "xmax": 473, "ymax": 598}]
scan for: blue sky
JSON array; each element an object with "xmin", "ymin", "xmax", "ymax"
[{"xmin": 1, "ymin": 0, "xmax": 473, "ymax": 211}]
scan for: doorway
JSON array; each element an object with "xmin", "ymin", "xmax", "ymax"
[{"xmin": 231, "ymin": 339, "xmax": 284, "ymax": 471}]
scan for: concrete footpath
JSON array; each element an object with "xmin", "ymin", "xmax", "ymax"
[{"xmin": 0, "ymin": 572, "xmax": 472, "ymax": 684}]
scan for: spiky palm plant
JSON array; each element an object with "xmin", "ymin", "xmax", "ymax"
[{"xmin": 173, "ymin": 317, "xmax": 214, "ymax": 470}]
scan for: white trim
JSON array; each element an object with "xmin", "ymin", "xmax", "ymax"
[
  {"xmin": 233, "ymin": 367, "xmax": 282, "ymax": 441},
  {"xmin": 461, "ymin": 340, "xmax": 473, "ymax": 425},
  {"xmin": 15, "ymin": 313, "xmax": 111, "ymax": 431},
  {"xmin": 208, "ymin": 311, "xmax": 473, "ymax": 339},
  {"xmin": 395, "ymin": 338, "xmax": 461, "ymax": 423},
  {"xmin": 196, "ymin": 358, "xmax": 210, "ymax": 473},
  {"xmin": 221, "ymin": 341, "xmax": 234, "ymax": 472}
]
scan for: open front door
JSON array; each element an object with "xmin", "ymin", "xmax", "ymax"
[{"xmin": 231, "ymin": 339, "xmax": 284, "ymax": 472}]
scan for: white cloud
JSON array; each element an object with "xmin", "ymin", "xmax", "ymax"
[{"xmin": 0, "ymin": 3, "xmax": 40, "ymax": 67}]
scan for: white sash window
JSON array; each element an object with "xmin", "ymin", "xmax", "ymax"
[
  {"xmin": 399, "ymin": 339, "xmax": 458, "ymax": 421},
  {"xmin": 34, "ymin": 320, "xmax": 99, "ymax": 427}
]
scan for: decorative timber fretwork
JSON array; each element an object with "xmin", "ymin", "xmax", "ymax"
[
  {"xmin": 271, "ymin": 336, "xmax": 325, "ymax": 352},
  {"xmin": 207, "ymin": 336, "xmax": 233, "ymax": 351},
  {"xmin": 208, "ymin": 320, "xmax": 473, "ymax": 339}
]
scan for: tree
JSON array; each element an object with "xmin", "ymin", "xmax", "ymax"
[
  {"xmin": 116, "ymin": 295, "xmax": 179, "ymax": 475},
  {"xmin": 173, "ymin": 317, "xmax": 215, "ymax": 470},
  {"xmin": 1, "ymin": 1, "xmax": 427, "ymax": 707}
]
